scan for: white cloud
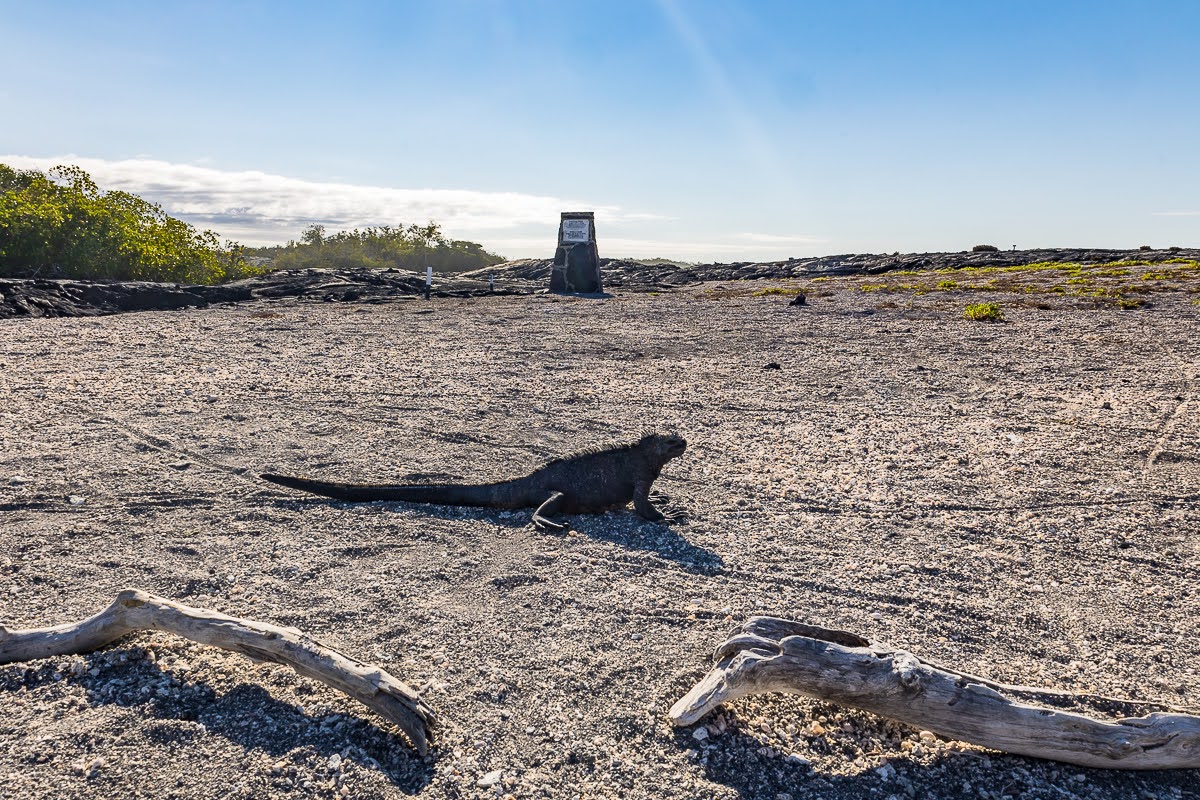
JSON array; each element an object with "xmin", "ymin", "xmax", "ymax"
[
  {"xmin": 1, "ymin": 154, "xmax": 825, "ymax": 260},
  {"xmin": 1153, "ymin": 211, "xmax": 1200, "ymax": 217},
  {"xmin": 0, "ymin": 155, "xmax": 637, "ymax": 249}
]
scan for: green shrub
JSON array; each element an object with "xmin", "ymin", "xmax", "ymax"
[
  {"xmin": 964, "ymin": 302, "xmax": 1003, "ymax": 321},
  {"xmin": 0, "ymin": 163, "xmax": 258, "ymax": 284},
  {"xmin": 971, "ymin": 244, "xmax": 999, "ymax": 253},
  {"xmin": 250, "ymin": 223, "xmax": 505, "ymax": 274}
]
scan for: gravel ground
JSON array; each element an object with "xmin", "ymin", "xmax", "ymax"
[{"xmin": 2, "ymin": 273, "xmax": 1199, "ymax": 800}]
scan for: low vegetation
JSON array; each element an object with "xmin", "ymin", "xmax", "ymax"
[
  {"xmin": 856, "ymin": 258, "xmax": 1199, "ymax": 309},
  {"xmin": 964, "ymin": 302, "xmax": 1004, "ymax": 321},
  {"xmin": 750, "ymin": 286, "xmax": 801, "ymax": 297},
  {"xmin": 701, "ymin": 256, "xmax": 1197, "ymax": 320}
]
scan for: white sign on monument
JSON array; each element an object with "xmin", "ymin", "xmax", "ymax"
[{"xmin": 561, "ymin": 219, "xmax": 590, "ymax": 242}]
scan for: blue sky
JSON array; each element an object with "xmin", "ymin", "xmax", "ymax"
[{"xmin": 2, "ymin": 1, "xmax": 1198, "ymax": 259}]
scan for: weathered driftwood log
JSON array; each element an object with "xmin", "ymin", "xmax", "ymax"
[
  {"xmin": 0, "ymin": 588, "xmax": 437, "ymax": 754},
  {"xmin": 670, "ymin": 617, "xmax": 1200, "ymax": 770}
]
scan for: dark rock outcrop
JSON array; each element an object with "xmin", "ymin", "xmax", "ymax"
[
  {"xmin": 469, "ymin": 247, "xmax": 1200, "ymax": 291},
  {"xmin": 2, "ymin": 248, "xmax": 1194, "ymax": 319},
  {"xmin": 0, "ymin": 279, "xmax": 216, "ymax": 319},
  {"xmin": 0, "ymin": 268, "xmax": 532, "ymax": 319}
]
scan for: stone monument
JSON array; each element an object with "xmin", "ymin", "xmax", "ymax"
[{"xmin": 550, "ymin": 211, "xmax": 602, "ymax": 293}]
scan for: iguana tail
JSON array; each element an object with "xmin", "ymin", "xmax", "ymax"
[{"xmin": 260, "ymin": 473, "xmax": 504, "ymax": 506}]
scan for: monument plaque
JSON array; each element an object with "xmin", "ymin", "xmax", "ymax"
[
  {"xmin": 550, "ymin": 211, "xmax": 602, "ymax": 293},
  {"xmin": 561, "ymin": 218, "xmax": 590, "ymax": 243}
]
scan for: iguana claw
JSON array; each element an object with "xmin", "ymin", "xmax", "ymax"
[{"xmin": 532, "ymin": 514, "xmax": 567, "ymax": 532}]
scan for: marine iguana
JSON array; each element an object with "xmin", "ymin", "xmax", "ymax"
[{"xmin": 260, "ymin": 431, "xmax": 687, "ymax": 531}]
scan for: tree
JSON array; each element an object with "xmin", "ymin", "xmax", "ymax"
[
  {"xmin": 249, "ymin": 222, "xmax": 505, "ymax": 274},
  {"xmin": 300, "ymin": 224, "xmax": 326, "ymax": 247}
]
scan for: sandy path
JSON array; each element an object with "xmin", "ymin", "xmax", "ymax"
[{"xmin": 2, "ymin": 284, "xmax": 1198, "ymax": 799}]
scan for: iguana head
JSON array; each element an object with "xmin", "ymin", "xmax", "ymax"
[{"xmin": 640, "ymin": 431, "xmax": 688, "ymax": 463}]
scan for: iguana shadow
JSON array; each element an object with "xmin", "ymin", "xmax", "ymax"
[
  {"xmin": 568, "ymin": 514, "xmax": 723, "ymax": 575},
  {"xmin": 267, "ymin": 496, "xmax": 722, "ymax": 574}
]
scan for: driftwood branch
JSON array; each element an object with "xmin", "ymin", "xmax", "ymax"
[
  {"xmin": 0, "ymin": 588, "xmax": 437, "ymax": 754},
  {"xmin": 670, "ymin": 617, "xmax": 1200, "ymax": 770}
]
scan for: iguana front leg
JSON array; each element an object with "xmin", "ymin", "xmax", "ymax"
[
  {"xmin": 633, "ymin": 480, "xmax": 666, "ymax": 522},
  {"xmin": 646, "ymin": 489, "xmax": 688, "ymax": 521},
  {"xmin": 532, "ymin": 491, "xmax": 568, "ymax": 532}
]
